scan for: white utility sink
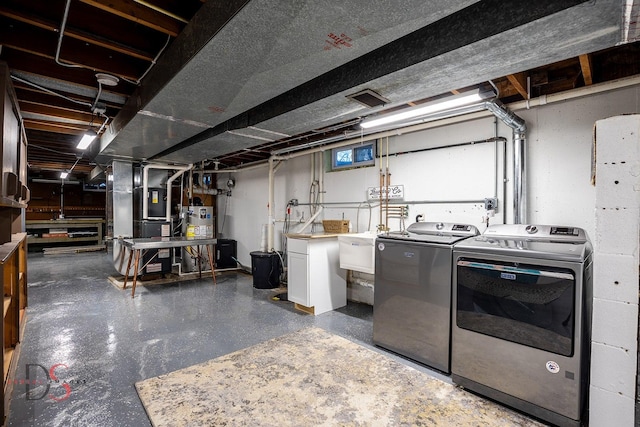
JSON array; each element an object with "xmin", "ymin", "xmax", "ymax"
[{"xmin": 338, "ymin": 232, "xmax": 377, "ymax": 274}]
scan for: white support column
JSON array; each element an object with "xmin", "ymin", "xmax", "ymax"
[{"xmin": 591, "ymin": 115, "xmax": 640, "ymax": 427}]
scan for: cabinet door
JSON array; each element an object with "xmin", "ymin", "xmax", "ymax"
[{"xmin": 287, "ymin": 252, "xmax": 309, "ymax": 306}]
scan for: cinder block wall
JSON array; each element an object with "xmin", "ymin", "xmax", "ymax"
[{"xmin": 591, "ymin": 115, "xmax": 640, "ymax": 426}]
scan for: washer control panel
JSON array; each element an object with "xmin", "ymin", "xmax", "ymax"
[{"xmin": 407, "ymin": 222, "xmax": 479, "ymax": 236}]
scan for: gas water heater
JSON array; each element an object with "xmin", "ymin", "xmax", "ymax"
[{"xmin": 180, "ymin": 206, "xmax": 214, "ymax": 273}]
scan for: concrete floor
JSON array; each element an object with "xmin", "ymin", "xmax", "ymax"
[{"xmin": 7, "ymin": 251, "xmax": 451, "ymax": 426}]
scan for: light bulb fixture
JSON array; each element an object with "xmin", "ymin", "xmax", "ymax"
[
  {"xmin": 77, "ymin": 129, "xmax": 98, "ymax": 150},
  {"xmin": 360, "ymin": 88, "xmax": 495, "ymax": 129},
  {"xmin": 60, "ymin": 171, "xmax": 69, "ymax": 179}
]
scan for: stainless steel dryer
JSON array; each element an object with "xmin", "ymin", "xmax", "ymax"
[
  {"xmin": 451, "ymin": 224, "xmax": 593, "ymax": 427},
  {"xmin": 373, "ymin": 222, "xmax": 479, "ymax": 373}
]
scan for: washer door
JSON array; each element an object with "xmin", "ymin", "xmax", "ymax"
[{"xmin": 456, "ymin": 258, "xmax": 575, "ymax": 356}]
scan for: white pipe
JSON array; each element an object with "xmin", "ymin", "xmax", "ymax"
[
  {"xmin": 298, "ymin": 206, "xmax": 324, "ymax": 234},
  {"xmin": 196, "ymin": 162, "xmax": 267, "ymax": 174},
  {"xmin": 267, "ymin": 157, "xmax": 275, "ymax": 251},
  {"xmin": 55, "ymin": 0, "xmax": 83, "ymax": 70},
  {"xmin": 133, "ymin": 0, "xmax": 189, "ymax": 23},
  {"xmin": 165, "ymin": 166, "xmax": 192, "ymax": 221},
  {"xmin": 142, "ymin": 163, "xmax": 191, "ymax": 220},
  {"xmin": 509, "ymin": 74, "xmax": 640, "ymax": 111}
]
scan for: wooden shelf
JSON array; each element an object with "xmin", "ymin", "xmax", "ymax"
[
  {"xmin": 0, "ymin": 198, "xmax": 26, "ymax": 210},
  {"xmin": 28, "ymin": 236, "xmax": 100, "ymax": 244},
  {"xmin": 1, "ymin": 61, "xmax": 29, "ymax": 425},
  {"xmin": 26, "ymin": 219, "xmax": 104, "ymax": 247},
  {"xmin": 3, "ymin": 348, "xmax": 13, "ymax": 385}
]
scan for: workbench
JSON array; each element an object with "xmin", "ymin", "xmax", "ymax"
[
  {"xmin": 119, "ymin": 236, "xmax": 217, "ymax": 297},
  {"xmin": 26, "ymin": 218, "xmax": 104, "ymax": 246}
]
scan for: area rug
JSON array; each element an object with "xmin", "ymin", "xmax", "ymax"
[{"xmin": 135, "ymin": 327, "xmax": 544, "ymax": 427}]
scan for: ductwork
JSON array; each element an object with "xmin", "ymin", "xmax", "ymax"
[
  {"xmin": 484, "ymin": 100, "xmax": 527, "ymax": 224},
  {"xmin": 96, "ymin": 0, "xmax": 622, "ymax": 168}
]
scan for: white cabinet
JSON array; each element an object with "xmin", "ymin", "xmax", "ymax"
[{"xmin": 287, "ymin": 236, "xmax": 346, "ymax": 315}]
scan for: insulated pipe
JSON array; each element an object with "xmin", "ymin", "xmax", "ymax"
[{"xmin": 513, "ymin": 131, "xmax": 526, "ymax": 224}]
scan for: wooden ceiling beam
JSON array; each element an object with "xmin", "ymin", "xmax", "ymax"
[
  {"xmin": 0, "ymin": 6, "xmax": 154, "ymax": 61},
  {"xmin": 6, "ymin": 50, "xmax": 112, "ymax": 90},
  {"xmin": 23, "ymin": 119, "xmax": 87, "ymax": 135},
  {"xmin": 19, "ymin": 101, "xmax": 96, "ymax": 124},
  {"xmin": 78, "ymin": 0, "xmax": 182, "ymax": 36},
  {"xmin": 15, "ymin": 86, "xmax": 124, "ymax": 114},
  {"xmin": 506, "ymin": 72, "xmax": 529, "ymax": 99},
  {"xmin": 579, "ymin": 54, "xmax": 594, "ymax": 85}
]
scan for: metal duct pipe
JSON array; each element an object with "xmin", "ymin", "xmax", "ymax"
[
  {"xmin": 513, "ymin": 131, "xmax": 526, "ymax": 224},
  {"xmin": 484, "ymin": 100, "xmax": 527, "ymax": 224}
]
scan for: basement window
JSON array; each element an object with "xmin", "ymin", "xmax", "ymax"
[{"xmin": 331, "ymin": 142, "xmax": 376, "ymax": 171}]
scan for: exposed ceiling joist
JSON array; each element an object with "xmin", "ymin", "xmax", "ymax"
[
  {"xmin": 506, "ymin": 72, "xmax": 528, "ymax": 100},
  {"xmin": 78, "ymin": 0, "xmax": 183, "ymax": 36},
  {"xmin": 0, "ymin": 6, "xmax": 155, "ymax": 61},
  {"xmin": 1, "ymin": 0, "xmax": 639, "ymax": 179},
  {"xmin": 579, "ymin": 53, "xmax": 594, "ymax": 85}
]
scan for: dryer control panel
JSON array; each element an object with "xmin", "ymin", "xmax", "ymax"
[{"xmin": 483, "ymin": 224, "xmax": 587, "ymax": 243}]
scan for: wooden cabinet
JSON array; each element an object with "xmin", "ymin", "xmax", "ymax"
[
  {"xmin": 1, "ymin": 234, "xmax": 26, "ymax": 423},
  {"xmin": 0, "ymin": 61, "xmax": 29, "ymax": 425},
  {"xmin": 286, "ymin": 236, "xmax": 346, "ymax": 315}
]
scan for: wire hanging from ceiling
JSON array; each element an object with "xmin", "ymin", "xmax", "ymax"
[{"xmin": 55, "ymin": 0, "xmax": 173, "ymax": 87}]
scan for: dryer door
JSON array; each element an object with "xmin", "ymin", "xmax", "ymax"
[{"xmin": 456, "ymin": 258, "xmax": 575, "ymax": 356}]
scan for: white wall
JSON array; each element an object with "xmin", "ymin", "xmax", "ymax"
[
  {"xmin": 590, "ymin": 115, "xmax": 639, "ymax": 427},
  {"xmin": 223, "ymin": 84, "xmax": 640, "ymax": 267},
  {"xmin": 215, "ymin": 84, "xmax": 640, "ymax": 425}
]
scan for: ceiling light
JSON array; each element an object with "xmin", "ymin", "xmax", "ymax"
[
  {"xmin": 360, "ymin": 89, "xmax": 495, "ymax": 129},
  {"xmin": 95, "ymin": 73, "xmax": 119, "ymax": 87},
  {"xmin": 60, "ymin": 171, "xmax": 69, "ymax": 179},
  {"xmin": 77, "ymin": 129, "xmax": 97, "ymax": 149}
]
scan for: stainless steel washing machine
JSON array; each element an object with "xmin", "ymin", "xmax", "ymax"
[
  {"xmin": 451, "ymin": 224, "xmax": 593, "ymax": 427},
  {"xmin": 373, "ymin": 222, "xmax": 479, "ymax": 373}
]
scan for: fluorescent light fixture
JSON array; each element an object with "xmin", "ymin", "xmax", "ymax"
[
  {"xmin": 360, "ymin": 89, "xmax": 494, "ymax": 129},
  {"xmin": 60, "ymin": 172, "xmax": 69, "ymax": 179},
  {"xmin": 77, "ymin": 130, "xmax": 97, "ymax": 149}
]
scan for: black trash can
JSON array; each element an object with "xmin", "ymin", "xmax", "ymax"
[
  {"xmin": 250, "ymin": 251, "xmax": 281, "ymax": 289},
  {"xmin": 216, "ymin": 239, "xmax": 237, "ymax": 269}
]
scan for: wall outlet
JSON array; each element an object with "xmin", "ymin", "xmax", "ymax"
[{"xmin": 484, "ymin": 197, "xmax": 498, "ymax": 211}]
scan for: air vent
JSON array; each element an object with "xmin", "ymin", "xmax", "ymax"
[{"xmin": 346, "ymin": 89, "xmax": 390, "ymax": 108}]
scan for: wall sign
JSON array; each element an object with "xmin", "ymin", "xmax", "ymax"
[{"xmin": 367, "ymin": 185, "xmax": 404, "ymax": 200}]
